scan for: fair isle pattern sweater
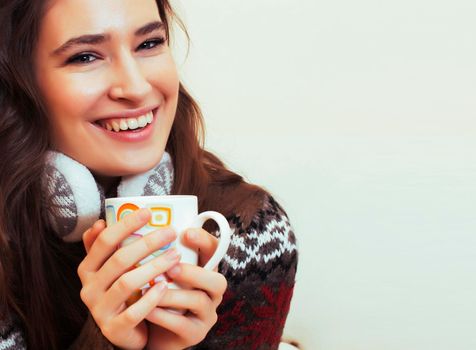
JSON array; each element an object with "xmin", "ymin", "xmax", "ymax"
[{"xmin": 0, "ymin": 194, "xmax": 297, "ymax": 350}]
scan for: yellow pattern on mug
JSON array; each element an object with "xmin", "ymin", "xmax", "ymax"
[{"xmin": 148, "ymin": 206, "xmax": 172, "ymax": 227}]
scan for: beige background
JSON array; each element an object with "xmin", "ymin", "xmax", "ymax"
[{"xmin": 172, "ymin": 1, "xmax": 476, "ymax": 349}]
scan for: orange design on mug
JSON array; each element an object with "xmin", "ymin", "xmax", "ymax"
[{"xmin": 117, "ymin": 203, "xmax": 140, "ymax": 221}]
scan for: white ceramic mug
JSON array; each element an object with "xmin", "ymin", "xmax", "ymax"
[{"xmin": 105, "ymin": 195, "xmax": 231, "ymax": 292}]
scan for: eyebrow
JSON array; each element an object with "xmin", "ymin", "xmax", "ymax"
[
  {"xmin": 135, "ymin": 21, "xmax": 164, "ymax": 36},
  {"xmin": 52, "ymin": 21, "xmax": 165, "ymax": 56}
]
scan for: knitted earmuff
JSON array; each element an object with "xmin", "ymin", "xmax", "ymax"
[{"xmin": 41, "ymin": 151, "xmax": 174, "ymax": 242}]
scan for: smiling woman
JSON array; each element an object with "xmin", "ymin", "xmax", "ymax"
[
  {"xmin": 34, "ymin": 0, "xmax": 179, "ymax": 176},
  {"xmin": 0, "ymin": 1, "xmax": 297, "ymax": 350}
]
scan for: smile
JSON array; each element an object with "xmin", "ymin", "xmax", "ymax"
[{"xmin": 95, "ymin": 111, "xmax": 154, "ymax": 132}]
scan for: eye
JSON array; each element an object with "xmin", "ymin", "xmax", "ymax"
[
  {"xmin": 66, "ymin": 53, "xmax": 99, "ymax": 65},
  {"xmin": 137, "ymin": 37, "xmax": 166, "ymax": 51}
]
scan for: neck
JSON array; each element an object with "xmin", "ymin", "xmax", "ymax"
[{"xmin": 93, "ymin": 174, "xmax": 121, "ymax": 196}]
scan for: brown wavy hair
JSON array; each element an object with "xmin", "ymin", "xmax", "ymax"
[{"xmin": 0, "ymin": 1, "xmax": 264, "ymax": 349}]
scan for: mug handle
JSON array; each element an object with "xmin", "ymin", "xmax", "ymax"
[{"xmin": 194, "ymin": 211, "xmax": 231, "ymax": 270}]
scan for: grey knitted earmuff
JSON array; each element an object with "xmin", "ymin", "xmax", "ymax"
[{"xmin": 41, "ymin": 151, "xmax": 174, "ymax": 242}]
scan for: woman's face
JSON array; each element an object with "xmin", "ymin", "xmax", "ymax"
[{"xmin": 35, "ymin": 0, "xmax": 179, "ymax": 177}]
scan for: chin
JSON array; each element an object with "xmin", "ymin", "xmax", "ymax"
[
  {"xmin": 112, "ymin": 153, "xmax": 166, "ymax": 176},
  {"xmin": 83, "ymin": 148, "xmax": 166, "ymax": 177}
]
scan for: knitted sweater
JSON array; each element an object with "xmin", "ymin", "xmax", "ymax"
[{"xmin": 0, "ymin": 194, "xmax": 297, "ymax": 350}]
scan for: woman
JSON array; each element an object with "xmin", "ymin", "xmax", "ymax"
[{"xmin": 0, "ymin": 0, "xmax": 297, "ymax": 349}]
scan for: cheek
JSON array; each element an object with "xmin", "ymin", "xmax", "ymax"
[
  {"xmin": 43, "ymin": 77, "xmax": 107, "ymax": 147},
  {"xmin": 40, "ymin": 76, "xmax": 103, "ymax": 149},
  {"xmin": 43, "ymin": 74, "xmax": 103, "ymax": 118},
  {"xmin": 147, "ymin": 55, "xmax": 180, "ymax": 98},
  {"xmin": 158, "ymin": 65, "xmax": 180, "ymax": 128}
]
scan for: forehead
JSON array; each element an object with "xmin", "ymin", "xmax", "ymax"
[{"xmin": 39, "ymin": 0, "xmax": 161, "ymax": 46}]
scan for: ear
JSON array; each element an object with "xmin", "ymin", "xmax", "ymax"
[{"xmin": 42, "ymin": 151, "xmax": 102, "ymax": 242}]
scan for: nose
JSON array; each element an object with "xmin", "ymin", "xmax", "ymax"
[{"xmin": 108, "ymin": 52, "xmax": 152, "ymax": 103}]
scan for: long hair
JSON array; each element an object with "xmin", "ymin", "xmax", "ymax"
[{"xmin": 0, "ymin": 0, "xmax": 264, "ymax": 349}]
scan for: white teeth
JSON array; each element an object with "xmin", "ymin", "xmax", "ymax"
[
  {"xmin": 119, "ymin": 119, "xmax": 128, "ymax": 131},
  {"xmin": 127, "ymin": 118, "xmax": 139, "ymax": 130},
  {"xmin": 137, "ymin": 115, "xmax": 147, "ymax": 128},
  {"xmin": 100, "ymin": 110, "xmax": 154, "ymax": 132}
]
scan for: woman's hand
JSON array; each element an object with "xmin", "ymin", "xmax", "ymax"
[
  {"xmin": 145, "ymin": 228, "xmax": 228, "ymax": 350},
  {"xmin": 77, "ymin": 209, "xmax": 181, "ymax": 350}
]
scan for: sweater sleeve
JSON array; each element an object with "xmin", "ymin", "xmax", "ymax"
[
  {"xmin": 193, "ymin": 195, "xmax": 298, "ymax": 350},
  {"xmin": 68, "ymin": 314, "xmax": 115, "ymax": 350}
]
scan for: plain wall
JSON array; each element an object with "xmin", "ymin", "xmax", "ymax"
[{"xmin": 171, "ymin": 1, "xmax": 476, "ymax": 349}]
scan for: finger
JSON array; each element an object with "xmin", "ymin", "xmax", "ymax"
[
  {"xmin": 166, "ymin": 264, "xmax": 227, "ymax": 303},
  {"xmin": 114, "ymin": 281, "xmax": 168, "ymax": 329},
  {"xmin": 157, "ymin": 289, "xmax": 213, "ymax": 320},
  {"xmin": 78, "ymin": 220, "xmax": 107, "ymax": 283},
  {"xmin": 80, "ymin": 208, "xmax": 151, "ymax": 273},
  {"xmin": 182, "ymin": 228, "xmax": 218, "ymax": 267},
  {"xmin": 102, "ymin": 249, "xmax": 181, "ymax": 312},
  {"xmin": 146, "ymin": 307, "xmax": 201, "ymax": 339},
  {"xmin": 83, "ymin": 220, "xmax": 106, "ymax": 253},
  {"xmin": 94, "ymin": 228, "xmax": 176, "ymax": 290}
]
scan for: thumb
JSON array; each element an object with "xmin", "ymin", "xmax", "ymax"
[{"xmin": 182, "ymin": 228, "xmax": 219, "ymax": 268}]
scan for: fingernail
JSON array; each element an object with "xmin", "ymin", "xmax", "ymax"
[
  {"xmin": 167, "ymin": 264, "xmax": 181, "ymax": 277},
  {"xmin": 159, "ymin": 227, "xmax": 176, "ymax": 237},
  {"xmin": 155, "ymin": 280, "xmax": 167, "ymax": 292},
  {"xmin": 93, "ymin": 220, "xmax": 105, "ymax": 230},
  {"xmin": 138, "ymin": 208, "xmax": 150, "ymax": 220},
  {"xmin": 147, "ymin": 281, "xmax": 167, "ymax": 295},
  {"xmin": 164, "ymin": 249, "xmax": 180, "ymax": 260},
  {"xmin": 187, "ymin": 229, "xmax": 198, "ymax": 241}
]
